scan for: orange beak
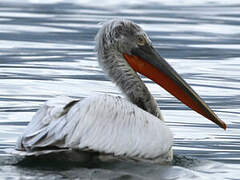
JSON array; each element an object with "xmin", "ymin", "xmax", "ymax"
[{"xmin": 123, "ymin": 44, "xmax": 226, "ymax": 129}]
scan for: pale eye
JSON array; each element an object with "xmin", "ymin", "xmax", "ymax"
[{"xmin": 136, "ymin": 35, "xmax": 146, "ymax": 46}]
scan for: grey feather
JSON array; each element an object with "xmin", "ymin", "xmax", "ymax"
[{"xmin": 95, "ymin": 19, "xmax": 163, "ymax": 120}]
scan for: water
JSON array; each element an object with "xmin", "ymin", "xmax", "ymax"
[{"xmin": 0, "ymin": 1, "xmax": 240, "ymax": 179}]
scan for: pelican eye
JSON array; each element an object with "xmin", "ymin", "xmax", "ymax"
[{"xmin": 136, "ymin": 35, "xmax": 146, "ymax": 46}]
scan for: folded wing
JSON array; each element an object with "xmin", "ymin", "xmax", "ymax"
[{"xmin": 16, "ymin": 94, "xmax": 173, "ymax": 159}]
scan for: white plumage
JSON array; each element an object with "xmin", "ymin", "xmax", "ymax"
[{"xmin": 16, "ymin": 94, "xmax": 173, "ymax": 162}]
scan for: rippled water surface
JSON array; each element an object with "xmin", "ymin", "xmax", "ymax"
[{"xmin": 0, "ymin": 1, "xmax": 240, "ymax": 179}]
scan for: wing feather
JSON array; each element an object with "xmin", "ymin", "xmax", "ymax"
[
  {"xmin": 16, "ymin": 94, "xmax": 173, "ymax": 159},
  {"xmin": 16, "ymin": 96, "xmax": 76, "ymax": 150}
]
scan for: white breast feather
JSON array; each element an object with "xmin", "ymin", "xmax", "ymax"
[{"xmin": 16, "ymin": 94, "xmax": 173, "ymax": 159}]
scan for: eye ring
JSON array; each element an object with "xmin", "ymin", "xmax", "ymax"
[{"xmin": 136, "ymin": 35, "xmax": 146, "ymax": 46}]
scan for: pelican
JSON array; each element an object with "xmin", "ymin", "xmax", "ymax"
[{"xmin": 15, "ymin": 19, "xmax": 226, "ymax": 164}]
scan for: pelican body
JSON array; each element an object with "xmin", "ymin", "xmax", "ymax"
[{"xmin": 15, "ymin": 19, "xmax": 226, "ymax": 164}]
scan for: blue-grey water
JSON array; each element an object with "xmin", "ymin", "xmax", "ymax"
[{"xmin": 0, "ymin": 1, "xmax": 240, "ymax": 179}]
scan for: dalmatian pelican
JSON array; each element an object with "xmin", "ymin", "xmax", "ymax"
[{"xmin": 15, "ymin": 19, "xmax": 226, "ymax": 164}]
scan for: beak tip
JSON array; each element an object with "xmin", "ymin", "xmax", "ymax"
[
  {"xmin": 219, "ymin": 120, "xmax": 227, "ymax": 130},
  {"xmin": 223, "ymin": 123, "xmax": 227, "ymax": 130}
]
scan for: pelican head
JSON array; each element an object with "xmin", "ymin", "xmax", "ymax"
[{"xmin": 95, "ymin": 19, "xmax": 226, "ymax": 129}]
